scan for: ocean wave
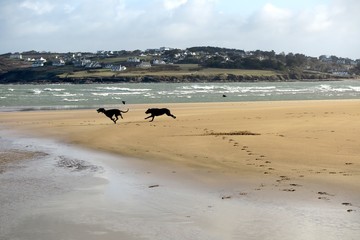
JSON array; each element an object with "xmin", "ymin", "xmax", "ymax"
[
  {"xmin": 96, "ymin": 87, "xmax": 151, "ymax": 92},
  {"xmin": 28, "ymin": 89, "xmax": 43, "ymax": 94},
  {"xmin": 315, "ymin": 85, "xmax": 357, "ymax": 93},
  {"xmin": 92, "ymin": 92, "xmax": 145, "ymax": 96},
  {"xmin": 62, "ymin": 98, "xmax": 88, "ymax": 102},
  {"xmin": 2, "ymin": 81, "xmax": 360, "ymax": 111},
  {"xmin": 44, "ymin": 88, "xmax": 65, "ymax": 92},
  {"xmin": 181, "ymin": 85, "xmax": 217, "ymax": 90},
  {"xmin": 349, "ymin": 86, "xmax": 360, "ymax": 91},
  {"xmin": 53, "ymin": 92, "xmax": 81, "ymax": 97}
]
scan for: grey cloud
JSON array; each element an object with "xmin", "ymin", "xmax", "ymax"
[{"xmin": 0, "ymin": 0, "xmax": 359, "ymax": 59}]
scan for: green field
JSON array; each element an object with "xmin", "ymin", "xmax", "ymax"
[{"xmin": 58, "ymin": 64, "xmax": 278, "ymax": 78}]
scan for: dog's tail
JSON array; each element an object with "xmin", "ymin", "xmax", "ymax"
[{"xmin": 121, "ymin": 109, "xmax": 129, "ymax": 113}]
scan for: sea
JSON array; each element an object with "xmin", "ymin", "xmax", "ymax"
[
  {"xmin": 1, "ymin": 81, "xmax": 360, "ymax": 240},
  {"xmin": 1, "ymin": 80, "xmax": 360, "ymax": 111}
]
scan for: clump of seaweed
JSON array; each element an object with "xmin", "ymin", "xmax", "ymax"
[{"xmin": 56, "ymin": 156, "xmax": 101, "ymax": 172}]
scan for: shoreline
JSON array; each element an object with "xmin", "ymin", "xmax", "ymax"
[
  {"xmin": 1, "ymin": 99, "xmax": 360, "ymax": 195},
  {"xmin": 0, "ymin": 127, "xmax": 359, "ymax": 240},
  {"xmin": 0, "ymin": 77, "xmax": 355, "ymax": 84},
  {"xmin": 0, "ymin": 75, "xmax": 360, "ymax": 85},
  {"xmin": 3, "ymin": 80, "xmax": 360, "ymax": 114},
  {"xmin": 1, "ymin": 100, "xmax": 360, "ymax": 239}
]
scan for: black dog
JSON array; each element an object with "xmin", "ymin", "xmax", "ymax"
[
  {"xmin": 145, "ymin": 108, "xmax": 176, "ymax": 122},
  {"xmin": 97, "ymin": 108, "xmax": 129, "ymax": 124}
]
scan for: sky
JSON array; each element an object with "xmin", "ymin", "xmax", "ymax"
[{"xmin": 1, "ymin": 0, "xmax": 359, "ymax": 59}]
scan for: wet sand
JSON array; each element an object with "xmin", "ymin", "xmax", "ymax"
[{"xmin": 1, "ymin": 100, "xmax": 360, "ymax": 239}]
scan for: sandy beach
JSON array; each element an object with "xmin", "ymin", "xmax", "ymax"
[{"xmin": 1, "ymin": 100, "xmax": 360, "ymax": 239}]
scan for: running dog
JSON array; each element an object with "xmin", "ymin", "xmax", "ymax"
[
  {"xmin": 97, "ymin": 108, "xmax": 129, "ymax": 124},
  {"xmin": 145, "ymin": 108, "xmax": 176, "ymax": 122}
]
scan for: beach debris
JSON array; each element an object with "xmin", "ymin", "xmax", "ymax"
[
  {"xmin": 221, "ymin": 195, "xmax": 232, "ymax": 199},
  {"xmin": 276, "ymin": 176, "xmax": 291, "ymax": 183},
  {"xmin": 56, "ymin": 156, "xmax": 100, "ymax": 172},
  {"xmin": 317, "ymin": 191, "xmax": 333, "ymax": 196},
  {"xmin": 148, "ymin": 184, "xmax": 159, "ymax": 188},
  {"xmin": 289, "ymin": 183, "xmax": 302, "ymax": 187},
  {"xmin": 282, "ymin": 188, "xmax": 296, "ymax": 192},
  {"xmin": 317, "ymin": 192, "xmax": 335, "ymax": 199}
]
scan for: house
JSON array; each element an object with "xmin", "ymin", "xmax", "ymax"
[
  {"xmin": 104, "ymin": 64, "xmax": 114, "ymax": 69},
  {"xmin": 32, "ymin": 60, "xmax": 45, "ymax": 67},
  {"xmin": 32, "ymin": 57, "xmax": 47, "ymax": 67},
  {"xmin": 85, "ymin": 61, "xmax": 101, "ymax": 68},
  {"xmin": 73, "ymin": 59, "xmax": 91, "ymax": 67},
  {"xmin": 331, "ymin": 70, "xmax": 349, "ymax": 76},
  {"xmin": 136, "ymin": 62, "xmax": 152, "ymax": 68},
  {"xmin": 127, "ymin": 57, "xmax": 141, "ymax": 63},
  {"xmin": 10, "ymin": 53, "xmax": 22, "ymax": 59},
  {"xmin": 152, "ymin": 59, "xmax": 166, "ymax": 65},
  {"xmin": 104, "ymin": 64, "xmax": 126, "ymax": 71},
  {"xmin": 160, "ymin": 47, "xmax": 173, "ymax": 52},
  {"xmin": 111, "ymin": 65, "xmax": 127, "ymax": 72},
  {"xmin": 52, "ymin": 59, "xmax": 65, "ymax": 66}
]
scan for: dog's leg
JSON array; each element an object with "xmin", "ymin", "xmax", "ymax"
[
  {"xmin": 145, "ymin": 115, "xmax": 155, "ymax": 122},
  {"xmin": 166, "ymin": 112, "xmax": 176, "ymax": 119},
  {"xmin": 109, "ymin": 114, "xmax": 116, "ymax": 124}
]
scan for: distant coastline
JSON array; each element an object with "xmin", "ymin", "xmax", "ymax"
[
  {"xmin": 0, "ymin": 68, "xmax": 353, "ymax": 84},
  {"xmin": 2, "ymin": 46, "xmax": 359, "ymax": 84}
]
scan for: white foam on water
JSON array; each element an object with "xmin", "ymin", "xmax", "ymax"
[
  {"xmin": 2, "ymin": 81, "xmax": 360, "ymax": 111},
  {"xmin": 43, "ymin": 88, "xmax": 65, "ymax": 92}
]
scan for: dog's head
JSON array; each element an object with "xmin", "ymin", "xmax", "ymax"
[
  {"xmin": 97, "ymin": 108, "xmax": 105, "ymax": 113},
  {"xmin": 145, "ymin": 108, "xmax": 151, "ymax": 114}
]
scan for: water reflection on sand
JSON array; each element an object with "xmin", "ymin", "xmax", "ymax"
[{"xmin": 0, "ymin": 130, "xmax": 359, "ymax": 240}]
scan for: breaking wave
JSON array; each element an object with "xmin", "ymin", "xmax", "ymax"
[{"xmin": 1, "ymin": 80, "xmax": 360, "ymax": 111}]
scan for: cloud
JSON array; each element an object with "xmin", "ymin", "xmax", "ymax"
[
  {"xmin": 0, "ymin": 0, "xmax": 359, "ymax": 58},
  {"xmin": 163, "ymin": 0, "xmax": 188, "ymax": 10},
  {"xmin": 20, "ymin": 0, "xmax": 54, "ymax": 15},
  {"xmin": 259, "ymin": 3, "xmax": 292, "ymax": 22}
]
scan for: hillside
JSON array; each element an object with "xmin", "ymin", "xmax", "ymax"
[
  {"xmin": 1, "ymin": 47, "xmax": 359, "ymax": 83},
  {"xmin": 0, "ymin": 55, "xmax": 31, "ymax": 74}
]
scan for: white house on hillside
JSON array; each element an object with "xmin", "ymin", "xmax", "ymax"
[
  {"xmin": 10, "ymin": 53, "xmax": 22, "ymax": 59},
  {"xmin": 32, "ymin": 57, "xmax": 47, "ymax": 67},
  {"xmin": 111, "ymin": 65, "xmax": 127, "ymax": 72},
  {"xmin": 127, "ymin": 57, "xmax": 141, "ymax": 63},
  {"xmin": 52, "ymin": 59, "xmax": 65, "ymax": 66},
  {"xmin": 136, "ymin": 62, "xmax": 151, "ymax": 68},
  {"xmin": 152, "ymin": 59, "xmax": 166, "ymax": 65}
]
